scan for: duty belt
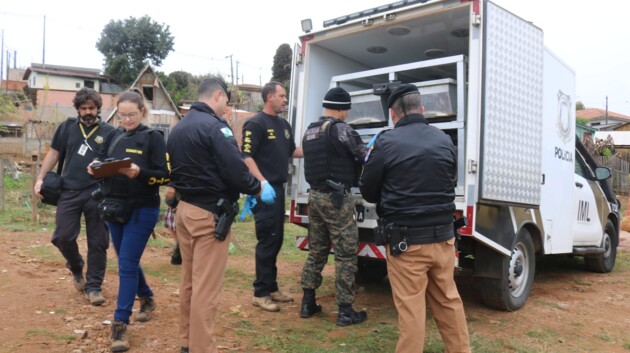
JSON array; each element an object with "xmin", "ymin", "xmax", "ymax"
[
  {"xmin": 178, "ymin": 194, "xmax": 219, "ymax": 213},
  {"xmin": 399, "ymin": 223, "xmax": 454, "ymax": 245}
]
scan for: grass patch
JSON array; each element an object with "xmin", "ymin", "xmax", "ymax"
[
  {"xmin": 534, "ymin": 300, "xmax": 566, "ymax": 310},
  {"xmin": 623, "ymin": 340, "xmax": 630, "ymax": 350},
  {"xmin": 24, "ymin": 243, "xmax": 64, "ymax": 262},
  {"xmin": 598, "ymin": 329, "xmax": 615, "ymax": 343},
  {"xmin": 26, "ymin": 329, "xmax": 76, "ymax": 342},
  {"xmin": 572, "ymin": 276, "xmax": 592, "ymax": 286},
  {"xmin": 250, "ymin": 320, "xmax": 398, "ymax": 353}
]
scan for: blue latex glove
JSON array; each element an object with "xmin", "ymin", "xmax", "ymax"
[
  {"xmin": 367, "ymin": 133, "xmax": 379, "ymax": 148},
  {"xmin": 260, "ymin": 180, "xmax": 276, "ymax": 205},
  {"xmin": 238, "ymin": 195, "xmax": 257, "ymax": 221}
]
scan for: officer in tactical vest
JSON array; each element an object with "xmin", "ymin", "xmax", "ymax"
[{"xmin": 300, "ymin": 87, "xmax": 368, "ymax": 326}]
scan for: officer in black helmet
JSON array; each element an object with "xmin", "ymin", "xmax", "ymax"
[
  {"xmin": 359, "ymin": 84, "xmax": 471, "ymax": 353},
  {"xmin": 300, "ymin": 87, "xmax": 368, "ymax": 326}
]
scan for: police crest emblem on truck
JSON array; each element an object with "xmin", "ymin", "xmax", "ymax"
[{"xmin": 556, "ymin": 90, "xmax": 572, "ymax": 144}]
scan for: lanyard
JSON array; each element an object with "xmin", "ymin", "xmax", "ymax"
[{"xmin": 79, "ymin": 123, "xmax": 99, "ymax": 140}]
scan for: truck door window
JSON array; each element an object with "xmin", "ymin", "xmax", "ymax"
[{"xmin": 575, "ymin": 154, "xmax": 590, "ymax": 179}]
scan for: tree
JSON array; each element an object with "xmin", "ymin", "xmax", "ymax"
[
  {"xmin": 576, "ymin": 100, "xmax": 585, "ymax": 110},
  {"xmin": 271, "ymin": 44, "xmax": 292, "ymax": 85},
  {"xmin": 96, "ymin": 16, "xmax": 175, "ymax": 85}
]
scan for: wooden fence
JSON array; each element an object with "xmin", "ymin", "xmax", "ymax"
[{"xmin": 595, "ymin": 156, "xmax": 630, "ymax": 196}]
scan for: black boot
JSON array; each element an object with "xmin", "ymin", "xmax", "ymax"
[
  {"xmin": 171, "ymin": 242, "xmax": 182, "ymax": 265},
  {"xmin": 110, "ymin": 321, "xmax": 129, "ymax": 352},
  {"xmin": 300, "ymin": 288, "xmax": 322, "ymax": 318},
  {"xmin": 336, "ymin": 304, "xmax": 367, "ymax": 326}
]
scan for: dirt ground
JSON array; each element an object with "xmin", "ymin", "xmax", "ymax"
[{"xmin": 1, "ymin": 228, "xmax": 629, "ymax": 353}]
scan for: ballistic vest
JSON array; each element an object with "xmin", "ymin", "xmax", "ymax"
[{"xmin": 302, "ymin": 118, "xmax": 356, "ymax": 188}]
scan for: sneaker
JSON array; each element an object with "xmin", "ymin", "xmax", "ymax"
[
  {"xmin": 135, "ymin": 296, "xmax": 156, "ymax": 322},
  {"xmin": 180, "ymin": 347, "xmax": 189, "ymax": 353},
  {"xmin": 72, "ymin": 272, "xmax": 86, "ymax": 292},
  {"xmin": 270, "ymin": 290, "xmax": 294, "ymax": 302},
  {"xmin": 110, "ymin": 320, "xmax": 129, "ymax": 352},
  {"xmin": 86, "ymin": 290, "xmax": 106, "ymax": 306},
  {"xmin": 252, "ymin": 296, "xmax": 280, "ymax": 312}
]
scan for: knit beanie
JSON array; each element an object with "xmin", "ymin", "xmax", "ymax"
[{"xmin": 322, "ymin": 87, "xmax": 351, "ymax": 110}]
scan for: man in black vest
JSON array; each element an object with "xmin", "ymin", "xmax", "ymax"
[
  {"xmin": 34, "ymin": 87, "xmax": 114, "ymax": 306},
  {"xmin": 300, "ymin": 87, "xmax": 368, "ymax": 326}
]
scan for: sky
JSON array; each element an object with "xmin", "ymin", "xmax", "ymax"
[{"xmin": 1, "ymin": 0, "xmax": 628, "ymax": 114}]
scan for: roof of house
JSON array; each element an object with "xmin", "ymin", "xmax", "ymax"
[
  {"xmin": 106, "ymin": 63, "xmax": 182, "ymax": 122},
  {"xmin": 237, "ymin": 84, "xmax": 263, "ymax": 92},
  {"xmin": 23, "ymin": 63, "xmax": 105, "ymax": 81},
  {"xmin": 576, "ymin": 108, "xmax": 630, "ymax": 121}
]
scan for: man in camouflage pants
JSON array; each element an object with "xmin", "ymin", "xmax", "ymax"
[{"xmin": 300, "ymin": 87, "xmax": 367, "ymax": 326}]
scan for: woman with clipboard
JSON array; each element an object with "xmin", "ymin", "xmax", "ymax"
[{"xmin": 88, "ymin": 88, "xmax": 170, "ymax": 352}]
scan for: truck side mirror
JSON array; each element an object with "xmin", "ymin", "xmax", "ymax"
[{"xmin": 594, "ymin": 167, "xmax": 612, "ymax": 181}]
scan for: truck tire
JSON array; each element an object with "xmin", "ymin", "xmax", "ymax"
[
  {"xmin": 480, "ymin": 230, "xmax": 535, "ymax": 311},
  {"xmin": 356, "ymin": 258, "xmax": 388, "ymax": 283},
  {"xmin": 585, "ymin": 220, "xmax": 617, "ymax": 273}
]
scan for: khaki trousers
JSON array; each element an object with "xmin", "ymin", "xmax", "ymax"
[
  {"xmin": 386, "ymin": 238, "xmax": 471, "ymax": 353},
  {"xmin": 177, "ymin": 201, "xmax": 230, "ymax": 353}
]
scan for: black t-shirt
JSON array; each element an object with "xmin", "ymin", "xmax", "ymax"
[
  {"xmin": 241, "ymin": 112, "xmax": 296, "ymax": 184},
  {"xmin": 50, "ymin": 117, "xmax": 114, "ymax": 190}
]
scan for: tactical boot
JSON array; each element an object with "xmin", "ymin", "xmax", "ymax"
[
  {"xmin": 72, "ymin": 271, "xmax": 86, "ymax": 292},
  {"xmin": 171, "ymin": 243, "xmax": 182, "ymax": 265},
  {"xmin": 110, "ymin": 321, "xmax": 129, "ymax": 352},
  {"xmin": 270, "ymin": 290, "xmax": 294, "ymax": 302},
  {"xmin": 252, "ymin": 296, "xmax": 280, "ymax": 312},
  {"xmin": 135, "ymin": 296, "xmax": 156, "ymax": 322},
  {"xmin": 86, "ymin": 290, "xmax": 106, "ymax": 306},
  {"xmin": 336, "ymin": 304, "xmax": 367, "ymax": 326},
  {"xmin": 300, "ymin": 288, "xmax": 322, "ymax": 318}
]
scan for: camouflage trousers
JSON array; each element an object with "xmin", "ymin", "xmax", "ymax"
[{"xmin": 301, "ymin": 190, "xmax": 358, "ymax": 305}]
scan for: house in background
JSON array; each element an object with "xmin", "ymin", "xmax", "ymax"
[
  {"xmin": 235, "ymin": 84, "xmax": 263, "ymax": 112},
  {"xmin": 577, "ymin": 108, "xmax": 630, "ymax": 130},
  {"xmin": 2, "ymin": 68, "xmax": 28, "ymax": 93},
  {"xmin": 22, "ymin": 63, "xmax": 122, "ymax": 117},
  {"xmin": 105, "ymin": 64, "xmax": 182, "ymax": 139},
  {"xmin": 5, "ymin": 63, "xmax": 124, "ymax": 158}
]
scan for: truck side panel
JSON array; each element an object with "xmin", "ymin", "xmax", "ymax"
[{"xmin": 479, "ymin": 1, "xmax": 544, "ymax": 207}]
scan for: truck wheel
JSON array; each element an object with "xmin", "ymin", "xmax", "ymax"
[
  {"xmin": 481, "ymin": 230, "xmax": 536, "ymax": 311},
  {"xmin": 585, "ymin": 220, "xmax": 617, "ymax": 273},
  {"xmin": 356, "ymin": 258, "xmax": 388, "ymax": 283}
]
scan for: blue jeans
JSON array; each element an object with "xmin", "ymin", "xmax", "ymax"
[{"xmin": 108, "ymin": 206, "xmax": 160, "ymax": 323}]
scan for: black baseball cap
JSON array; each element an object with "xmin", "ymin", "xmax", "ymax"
[{"xmin": 387, "ymin": 84, "xmax": 419, "ymax": 108}]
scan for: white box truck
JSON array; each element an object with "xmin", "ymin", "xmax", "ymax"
[{"xmin": 288, "ymin": 0, "xmax": 620, "ymax": 311}]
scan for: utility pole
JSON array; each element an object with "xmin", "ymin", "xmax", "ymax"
[
  {"xmin": 1, "ymin": 29, "xmax": 4, "ymax": 88},
  {"xmin": 235, "ymin": 60, "xmax": 239, "ymax": 86},
  {"xmin": 42, "ymin": 15, "xmax": 46, "ymax": 67},
  {"xmin": 225, "ymin": 54, "xmax": 234, "ymax": 86},
  {"xmin": 13, "ymin": 50, "xmax": 16, "ymax": 68},
  {"xmin": 605, "ymin": 96, "xmax": 608, "ymax": 126},
  {"xmin": 6, "ymin": 51, "xmax": 10, "ymax": 91}
]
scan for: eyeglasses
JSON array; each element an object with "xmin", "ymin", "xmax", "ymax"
[{"xmin": 117, "ymin": 112, "xmax": 140, "ymax": 120}]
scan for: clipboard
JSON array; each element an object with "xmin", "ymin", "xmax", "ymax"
[{"xmin": 91, "ymin": 158, "xmax": 132, "ymax": 179}]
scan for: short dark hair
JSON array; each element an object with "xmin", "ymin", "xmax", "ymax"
[
  {"xmin": 198, "ymin": 78, "xmax": 229, "ymax": 101},
  {"xmin": 262, "ymin": 81, "xmax": 283, "ymax": 103},
  {"xmin": 117, "ymin": 88, "xmax": 146, "ymax": 117},
  {"xmin": 73, "ymin": 87, "xmax": 102, "ymax": 110},
  {"xmin": 391, "ymin": 93, "xmax": 422, "ymax": 117}
]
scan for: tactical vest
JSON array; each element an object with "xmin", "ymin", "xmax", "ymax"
[{"xmin": 302, "ymin": 118, "xmax": 356, "ymax": 187}]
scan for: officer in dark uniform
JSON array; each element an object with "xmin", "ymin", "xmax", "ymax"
[
  {"xmin": 167, "ymin": 78, "xmax": 264, "ymax": 353},
  {"xmin": 300, "ymin": 87, "xmax": 368, "ymax": 326},
  {"xmin": 34, "ymin": 87, "xmax": 114, "ymax": 306},
  {"xmin": 242, "ymin": 81, "xmax": 303, "ymax": 312},
  {"xmin": 359, "ymin": 84, "xmax": 471, "ymax": 353}
]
